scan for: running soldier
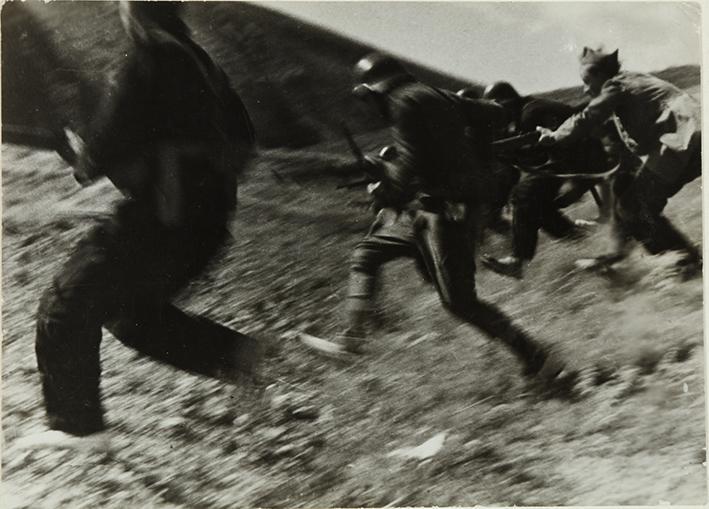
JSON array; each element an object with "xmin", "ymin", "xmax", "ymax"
[
  {"xmin": 457, "ymin": 85, "xmax": 520, "ymax": 237},
  {"xmin": 302, "ymin": 53, "xmax": 566, "ymax": 382},
  {"xmin": 480, "ymin": 81, "xmax": 611, "ymax": 279},
  {"xmin": 18, "ymin": 2, "xmax": 260, "ymax": 452},
  {"xmin": 537, "ymin": 47, "xmax": 702, "ymax": 276}
]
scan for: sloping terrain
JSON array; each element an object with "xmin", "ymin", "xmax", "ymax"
[
  {"xmin": 1, "ymin": 2, "xmax": 705, "ymax": 507},
  {"xmin": 2, "ymin": 1, "xmax": 475, "ymax": 148},
  {"xmin": 538, "ymin": 64, "xmax": 702, "ymax": 106}
]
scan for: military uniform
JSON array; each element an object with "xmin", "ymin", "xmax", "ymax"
[
  {"xmin": 35, "ymin": 27, "xmax": 256, "ymax": 436},
  {"xmin": 551, "ymin": 70, "xmax": 701, "ymax": 260},
  {"xmin": 346, "ymin": 82, "xmax": 547, "ymax": 371},
  {"xmin": 509, "ymin": 97, "xmax": 608, "ymax": 260}
]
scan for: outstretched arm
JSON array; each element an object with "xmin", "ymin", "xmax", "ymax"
[{"xmin": 539, "ymin": 80, "xmax": 624, "ymax": 146}]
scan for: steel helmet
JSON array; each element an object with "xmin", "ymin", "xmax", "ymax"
[
  {"xmin": 482, "ymin": 81, "xmax": 521, "ymax": 103},
  {"xmin": 363, "ymin": 144, "xmax": 398, "ymax": 175},
  {"xmin": 352, "ymin": 52, "xmax": 414, "ymax": 97},
  {"xmin": 378, "ymin": 145, "xmax": 398, "ymax": 161},
  {"xmin": 456, "ymin": 87, "xmax": 483, "ymax": 100}
]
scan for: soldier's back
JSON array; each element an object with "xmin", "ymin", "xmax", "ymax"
[{"xmin": 519, "ymin": 97, "xmax": 575, "ymax": 132}]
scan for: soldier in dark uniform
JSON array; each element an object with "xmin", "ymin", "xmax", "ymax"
[
  {"xmin": 480, "ymin": 81, "xmax": 610, "ymax": 279},
  {"xmin": 463, "ymin": 84, "xmax": 521, "ymax": 236},
  {"xmin": 303, "ymin": 54, "xmax": 565, "ymax": 382},
  {"xmin": 18, "ymin": 2, "xmax": 260, "ymax": 452}
]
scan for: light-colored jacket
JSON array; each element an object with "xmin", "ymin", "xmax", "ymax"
[{"xmin": 553, "ymin": 70, "xmax": 700, "ymax": 156}]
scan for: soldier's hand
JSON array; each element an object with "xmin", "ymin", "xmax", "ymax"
[
  {"xmin": 65, "ymin": 128, "xmax": 85, "ymax": 158},
  {"xmin": 367, "ymin": 181, "xmax": 388, "ymax": 212},
  {"xmin": 64, "ymin": 129, "xmax": 97, "ymax": 187},
  {"xmin": 366, "ymin": 181, "xmax": 382, "ymax": 195},
  {"xmin": 536, "ymin": 126, "xmax": 557, "ymax": 146}
]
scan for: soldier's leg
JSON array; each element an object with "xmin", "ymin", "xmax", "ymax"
[
  {"xmin": 617, "ymin": 140, "xmax": 701, "ymax": 261},
  {"xmin": 105, "ymin": 204, "xmax": 261, "ymax": 381},
  {"xmin": 35, "ymin": 221, "xmax": 126, "ymax": 436},
  {"xmin": 33, "ymin": 202, "xmax": 251, "ymax": 438},
  {"xmin": 482, "ymin": 177, "xmax": 560, "ymax": 278},
  {"xmin": 414, "ymin": 210, "xmax": 549, "ymax": 374},
  {"xmin": 106, "ymin": 303, "xmax": 261, "ymax": 382},
  {"xmin": 574, "ymin": 146, "xmax": 645, "ymax": 269},
  {"xmin": 553, "ymin": 180, "xmax": 594, "ymax": 209},
  {"xmin": 346, "ymin": 209, "xmax": 418, "ymax": 339},
  {"xmin": 596, "ymin": 180, "xmax": 614, "ymax": 223},
  {"xmin": 302, "ymin": 209, "xmax": 420, "ymax": 357},
  {"xmin": 486, "ymin": 164, "xmax": 520, "ymax": 233},
  {"xmin": 537, "ymin": 179, "xmax": 578, "ymax": 239},
  {"xmin": 510, "ymin": 176, "xmax": 546, "ymax": 261}
]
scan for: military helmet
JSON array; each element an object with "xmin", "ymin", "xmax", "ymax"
[
  {"xmin": 456, "ymin": 87, "xmax": 482, "ymax": 100},
  {"xmin": 378, "ymin": 145, "xmax": 398, "ymax": 161},
  {"xmin": 482, "ymin": 81, "xmax": 521, "ymax": 103},
  {"xmin": 352, "ymin": 52, "xmax": 414, "ymax": 96}
]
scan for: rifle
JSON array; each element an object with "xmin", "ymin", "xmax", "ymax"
[
  {"xmin": 337, "ymin": 122, "xmax": 384, "ymax": 190},
  {"xmin": 491, "ymin": 131, "xmax": 541, "ymax": 153},
  {"xmin": 492, "ymin": 130, "xmax": 620, "ymax": 180},
  {"xmin": 493, "ymin": 131, "xmax": 616, "ymax": 217}
]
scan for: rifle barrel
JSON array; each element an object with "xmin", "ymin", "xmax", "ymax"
[
  {"xmin": 337, "ymin": 178, "xmax": 374, "ymax": 190},
  {"xmin": 491, "ymin": 131, "xmax": 541, "ymax": 153},
  {"xmin": 340, "ymin": 122, "xmax": 366, "ymax": 168}
]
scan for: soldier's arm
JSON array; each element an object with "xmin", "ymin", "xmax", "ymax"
[
  {"xmin": 374, "ymin": 154, "xmax": 418, "ymax": 208},
  {"xmin": 550, "ymin": 80, "xmax": 624, "ymax": 145},
  {"xmin": 374, "ymin": 94, "xmax": 426, "ymax": 206},
  {"xmin": 459, "ymin": 97, "xmax": 508, "ymax": 160},
  {"xmin": 519, "ymin": 99, "xmax": 575, "ymax": 131}
]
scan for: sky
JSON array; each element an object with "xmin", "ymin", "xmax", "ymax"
[{"xmin": 257, "ymin": 1, "xmax": 702, "ymax": 94}]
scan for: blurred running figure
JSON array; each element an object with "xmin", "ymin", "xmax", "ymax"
[
  {"xmin": 302, "ymin": 53, "xmax": 566, "ymax": 383},
  {"xmin": 537, "ymin": 47, "xmax": 702, "ymax": 276},
  {"xmin": 18, "ymin": 2, "xmax": 260, "ymax": 452},
  {"xmin": 480, "ymin": 81, "xmax": 619, "ymax": 280}
]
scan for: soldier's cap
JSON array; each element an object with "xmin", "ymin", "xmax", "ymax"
[
  {"xmin": 579, "ymin": 47, "xmax": 618, "ymax": 66},
  {"xmin": 579, "ymin": 47, "xmax": 620, "ymax": 76}
]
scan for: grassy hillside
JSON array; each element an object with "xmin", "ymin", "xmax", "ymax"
[
  {"xmin": 538, "ymin": 64, "xmax": 700, "ymax": 105},
  {"xmin": 2, "ymin": 118, "xmax": 705, "ymax": 508},
  {"xmin": 2, "ymin": 2, "xmax": 705, "ymax": 507}
]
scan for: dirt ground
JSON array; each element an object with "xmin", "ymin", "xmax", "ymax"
[{"xmin": 1, "ymin": 3, "xmax": 706, "ymax": 507}]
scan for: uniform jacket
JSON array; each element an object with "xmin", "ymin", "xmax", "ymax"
[
  {"xmin": 518, "ymin": 97, "xmax": 578, "ymax": 132},
  {"xmin": 80, "ymin": 29, "xmax": 255, "ymax": 198},
  {"xmin": 551, "ymin": 71, "xmax": 700, "ymax": 156},
  {"xmin": 382, "ymin": 81, "xmax": 506, "ymax": 205}
]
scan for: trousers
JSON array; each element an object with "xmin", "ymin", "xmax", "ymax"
[
  {"xmin": 35, "ymin": 168, "xmax": 251, "ymax": 435},
  {"xmin": 346, "ymin": 202, "xmax": 545, "ymax": 369},
  {"xmin": 511, "ymin": 176, "xmax": 577, "ymax": 261},
  {"xmin": 614, "ymin": 132, "xmax": 702, "ymax": 256}
]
